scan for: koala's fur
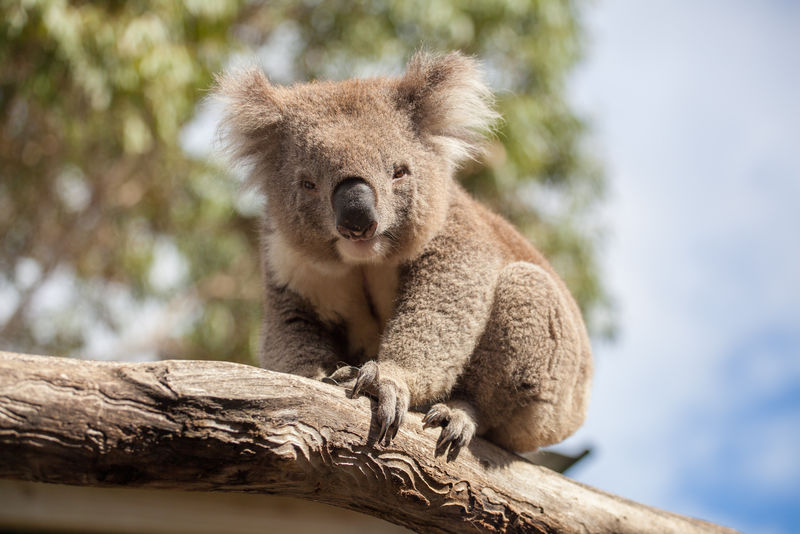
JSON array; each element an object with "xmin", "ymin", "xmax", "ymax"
[{"xmin": 216, "ymin": 52, "xmax": 592, "ymax": 458}]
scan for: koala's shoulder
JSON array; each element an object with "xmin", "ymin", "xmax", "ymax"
[
  {"xmin": 399, "ymin": 187, "xmax": 492, "ymax": 272},
  {"xmin": 411, "ymin": 185, "xmax": 543, "ymax": 272},
  {"xmin": 434, "ymin": 186, "xmax": 499, "ymax": 248}
]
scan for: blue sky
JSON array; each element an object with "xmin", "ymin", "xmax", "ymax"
[{"xmin": 559, "ymin": 1, "xmax": 800, "ymax": 532}]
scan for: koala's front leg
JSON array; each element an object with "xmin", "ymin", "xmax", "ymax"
[
  {"xmin": 260, "ymin": 278, "xmax": 344, "ymax": 380},
  {"xmin": 350, "ymin": 360, "xmax": 409, "ymax": 444},
  {"xmin": 351, "ymin": 243, "xmax": 498, "ymax": 449}
]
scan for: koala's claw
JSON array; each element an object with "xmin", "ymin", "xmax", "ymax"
[
  {"xmin": 377, "ymin": 380, "xmax": 408, "ymax": 444},
  {"xmin": 424, "ymin": 403, "xmax": 477, "ymax": 462},
  {"xmin": 350, "ymin": 361, "xmax": 409, "ymax": 446},
  {"xmin": 322, "ymin": 365, "xmax": 359, "ymax": 387},
  {"xmin": 422, "ymin": 406, "xmax": 448, "ymax": 429},
  {"xmin": 349, "ymin": 360, "xmax": 378, "ymax": 399}
]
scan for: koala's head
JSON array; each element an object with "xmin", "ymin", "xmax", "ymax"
[{"xmin": 216, "ymin": 51, "xmax": 497, "ymax": 266}]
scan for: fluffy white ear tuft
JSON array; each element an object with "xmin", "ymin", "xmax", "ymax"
[
  {"xmin": 213, "ymin": 68, "xmax": 284, "ymax": 171},
  {"xmin": 397, "ymin": 51, "xmax": 499, "ymax": 166}
]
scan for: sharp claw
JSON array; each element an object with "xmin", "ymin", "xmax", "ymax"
[
  {"xmin": 435, "ymin": 432, "xmax": 447, "ymax": 451},
  {"xmin": 392, "ymin": 396, "xmax": 407, "ymax": 441},
  {"xmin": 350, "ymin": 374, "xmax": 365, "ymax": 399},
  {"xmin": 381, "ymin": 416, "xmax": 396, "ymax": 446},
  {"xmin": 379, "ymin": 406, "xmax": 398, "ymax": 445},
  {"xmin": 435, "ymin": 440, "xmax": 448, "ymax": 458},
  {"xmin": 422, "ymin": 413, "xmax": 436, "ymax": 429},
  {"xmin": 377, "ymin": 419, "xmax": 387, "ymax": 443},
  {"xmin": 446, "ymin": 444, "xmax": 462, "ymax": 462},
  {"xmin": 435, "ymin": 424, "xmax": 459, "ymax": 458},
  {"xmin": 389, "ymin": 410, "xmax": 403, "ymax": 441},
  {"xmin": 349, "ymin": 361, "xmax": 411, "ymax": 447},
  {"xmin": 321, "ymin": 376, "xmax": 337, "ymax": 385},
  {"xmin": 423, "ymin": 407, "xmax": 451, "ymax": 430}
]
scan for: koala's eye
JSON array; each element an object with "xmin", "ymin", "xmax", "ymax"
[
  {"xmin": 301, "ymin": 180, "xmax": 316, "ymax": 191},
  {"xmin": 393, "ymin": 167, "xmax": 408, "ymax": 180}
]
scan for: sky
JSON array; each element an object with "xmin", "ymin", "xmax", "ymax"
[{"xmin": 556, "ymin": 1, "xmax": 800, "ymax": 532}]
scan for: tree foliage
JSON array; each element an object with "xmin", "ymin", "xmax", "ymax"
[{"xmin": 0, "ymin": 0, "xmax": 608, "ymax": 364}]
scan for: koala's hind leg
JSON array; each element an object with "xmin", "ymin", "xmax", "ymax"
[{"xmin": 463, "ymin": 262, "xmax": 592, "ymax": 452}]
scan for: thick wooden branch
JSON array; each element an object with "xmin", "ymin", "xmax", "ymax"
[{"xmin": 0, "ymin": 351, "xmax": 735, "ymax": 534}]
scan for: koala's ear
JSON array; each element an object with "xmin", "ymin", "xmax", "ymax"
[
  {"xmin": 396, "ymin": 51, "xmax": 499, "ymax": 165},
  {"xmin": 213, "ymin": 68, "xmax": 285, "ymax": 172}
]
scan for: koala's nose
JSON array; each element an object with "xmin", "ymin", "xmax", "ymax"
[{"xmin": 332, "ymin": 177, "xmax": 378, "ymax": 241}]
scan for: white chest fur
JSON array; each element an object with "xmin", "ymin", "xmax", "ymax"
[{"xmin": 265, "ymin": 232, "xmax": 399, "ymax": 359}]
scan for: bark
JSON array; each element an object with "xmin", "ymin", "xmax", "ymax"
[{"xmin": 0, "ymin": 351, "xmax": 737, "ymax": 534}]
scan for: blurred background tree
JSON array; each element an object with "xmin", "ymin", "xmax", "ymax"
[{"xmin": 0, "ymin": 0, "xmax": 609, "ymax": 365}]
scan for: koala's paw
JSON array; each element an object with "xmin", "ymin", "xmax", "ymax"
[
  {"xmin": 350, "ymin": 361, "xmax": 410, "ymax": 446},
  {"xmin": 423, "ymin": 402, "xmax": 477, "ymax": 462},
  {"xmin": 321, "ymin": 364, "xmax": 360, "ymax": 388}
]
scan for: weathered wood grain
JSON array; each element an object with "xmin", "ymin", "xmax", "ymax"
[{"xmin": 0, "ymin": 351, "xmax": 737, "ymax": 534}]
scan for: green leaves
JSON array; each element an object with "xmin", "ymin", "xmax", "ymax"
[{"xmin": 0, "ymin": 0, "xmax": 610, "ymax": 363}]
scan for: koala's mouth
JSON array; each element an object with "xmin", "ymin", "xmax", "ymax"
[
  {"xmin": 336, "ymin": 220, "xmax": 378, "ymax": 242},
  {"xmin": 335, "ymin": 232, "xmax": 387, "ymax": 263}
]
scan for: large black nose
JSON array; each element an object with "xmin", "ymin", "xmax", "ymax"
[{"xmin": 332, "ymin": 178, "xmax": 378, "ymax": 240}]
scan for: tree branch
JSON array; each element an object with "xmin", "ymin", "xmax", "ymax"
[{"xmin": 0, "ymin": 351, "xmax": 736, "ymax": 534}]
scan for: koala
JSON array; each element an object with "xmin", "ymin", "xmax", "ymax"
[{"xmin": 216, "ymin": 51, "xmax": 592, "ymax": 460}]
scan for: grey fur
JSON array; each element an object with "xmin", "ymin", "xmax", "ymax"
[{"xmin": 215, "ymin": 51, "xmax": 592, "ymax": 456}]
